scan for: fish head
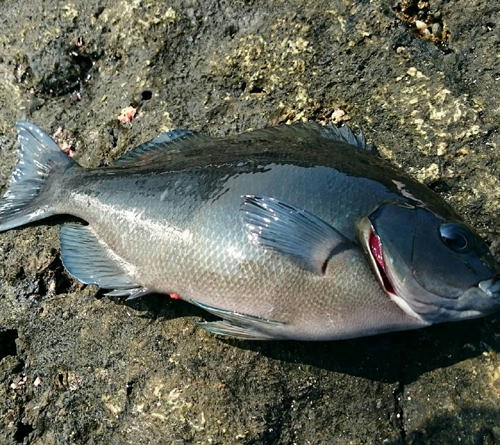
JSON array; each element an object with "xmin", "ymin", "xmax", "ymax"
[{"xmin": 357, "ymin": 201, "xmax": 500, "ymax": 324}]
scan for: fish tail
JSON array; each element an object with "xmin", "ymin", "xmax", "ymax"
[{"xmin": 0, "ymin": 121, "xmax": 80, "ymax": 231}]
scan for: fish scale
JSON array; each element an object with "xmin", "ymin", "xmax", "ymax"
[
  {"xmin": 56, "ymin": 148, "xmax": 424, "ymax": 332},
  {"xmin": 0, "ymin": 121, "xmax": 498, "ymax": 340}
]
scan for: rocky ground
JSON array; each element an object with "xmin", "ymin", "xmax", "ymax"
[{"xmin": 0, "ymin": 0, "xmax": 498, "ymax": 444}]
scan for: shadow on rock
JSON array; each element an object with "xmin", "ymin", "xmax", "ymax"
[
  {"xmin": 124, "ymin": 295, "xmax": 499, "ymax": 384},
  {"xmin": 384, "ymin": 406, "xmax": 500, "ymax": 445},
  {"xmin": 122, "ymin": 293, "xmax": 211, "ymax": 322},
  {"xmin": 237, "ymin": 316, "xmax": 499, "ymax": 384}
]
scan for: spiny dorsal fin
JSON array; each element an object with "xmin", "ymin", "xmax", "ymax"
[
  {"xmin": 323, "ymin": 123, "xmax": 377, "ymax": 154},
  {"xmin": 237, "ymin": 122, "xmax": 378, "ymax": 155},
  {"xmin": 112, "ymin": 129, "xmax": 211, "ymax": 166}
]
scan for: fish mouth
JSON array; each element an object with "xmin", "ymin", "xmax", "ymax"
[
  {"xmin": 358, "ymin": 218, "xmax": 398, "ymax": 298},
  {"xmin": 478, "ymin": 278, "xmax": 500, "ymax": 299}
]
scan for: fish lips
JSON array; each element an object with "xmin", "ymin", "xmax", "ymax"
[{"xmin": 478, "ymin": 278, "xmax": 500, "ymax": 298}]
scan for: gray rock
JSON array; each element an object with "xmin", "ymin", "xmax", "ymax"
[{"xmin": 0, "ymin": 1, "xmax": 498, "ymax": 444}]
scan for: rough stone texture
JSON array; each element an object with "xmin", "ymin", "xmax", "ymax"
[{"xmin": 0, "ymin": 1, "xmax": 498, "ymax": 444}]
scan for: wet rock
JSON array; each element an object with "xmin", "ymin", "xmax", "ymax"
[{"xmin": 0, "ymin": 0, "xmax": 498, "ymax": 444}]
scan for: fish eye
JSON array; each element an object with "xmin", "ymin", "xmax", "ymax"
[{"xmin": 439, "ymin": 223, "xmax": 472, "ymax": 252}]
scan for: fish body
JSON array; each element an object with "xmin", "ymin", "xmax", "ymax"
[{"xmin": 0, "ymin": 122, "xmax": 498, "ymax": 340}]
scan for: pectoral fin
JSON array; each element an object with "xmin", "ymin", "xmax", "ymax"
[{"xmin": 240, "ymin": 195, "xmax": 353, "ymax": 275}]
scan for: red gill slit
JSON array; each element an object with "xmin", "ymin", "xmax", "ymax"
[{"xmin": 369, "ymin": 229, "xmax": 396, "ymax": 295}]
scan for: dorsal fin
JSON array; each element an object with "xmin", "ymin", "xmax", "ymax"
[
  {"xmin": 322, "ymin": 123, "xmax": 377, "ymax": 154},
  {"xmin": 112, "ymin": 129, "xmax": 211, "ymax": 166},
  {"xmin": 112, "ymin": 122, "xmax": 377, "ymax": 167},
  {"xmin": 235, "ymin": 122, "xmax": 378, "ymax": 155}
]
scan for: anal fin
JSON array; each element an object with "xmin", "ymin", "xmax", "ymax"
[
  {"xmin": 60, "ymin": 224, "xmax": 146, "ymax": 296},
  {"xmin": 193, "ymin": 300, "xmax": 285, "ymax": 340},
  {"xmin": 197, "ymin": 321, "xmax": 275, "ymax": 340}
]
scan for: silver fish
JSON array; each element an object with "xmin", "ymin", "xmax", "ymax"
[{"xmin": 0, "ymin": 121, "xmax": 498, "ymax": 340}]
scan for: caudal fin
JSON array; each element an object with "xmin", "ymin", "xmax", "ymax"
[{"xmin": 0, "ymin": 121, "xmax": 78, "ymax": 231}]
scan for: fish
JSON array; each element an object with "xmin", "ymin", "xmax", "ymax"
[{"xmin": 0, "ymin": 121, "xmax": 498, "ymax": 340}]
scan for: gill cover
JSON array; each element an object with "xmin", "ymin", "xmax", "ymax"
[{"xmin": 368, "ymin": 202, "xmax": 500, "ymax": 323}]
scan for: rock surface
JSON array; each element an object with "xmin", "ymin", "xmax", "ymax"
[{"xmin": 0, "ymin": 1, "xmax": 498, "ymax": 444}]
